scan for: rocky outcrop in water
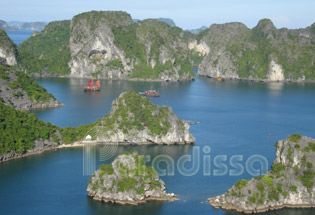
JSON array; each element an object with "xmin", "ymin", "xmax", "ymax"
[
  {"xmin": 87, "ymin": 151, "xmax": 178, "ymax": 204},
  {"xmin": 0, "ymin": 29, "xmax": 17, "ymax": 66},
  {"xmin": 90, "ymin": 91, "xmax": 195, "ymax": 144},
  {"xmin": 0, "ymin": 65, "xmax": 63, "ymax": 110},
  {"xmin": 209, "ymin": 134, "xmax": 315, "ymax": 213},
  {"xmin": 196, "ymin": 19, "xmax": 315, "ymax": 81}
]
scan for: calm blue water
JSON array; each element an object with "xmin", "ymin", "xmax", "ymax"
[
  {"xmin": 1, "ymin": 72, "xmax": 315, "ymax": 215},
  {"xmin": 5, "ymin": 30, "xmax": 34, "ymax": 45}
]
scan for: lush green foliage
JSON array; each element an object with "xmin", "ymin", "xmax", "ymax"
[
  {"xmin": 0, "ymin": 65, "xmax": 56, "ymax": 103},
  {"xmin": 112, "ymin": 19, "xmax": 194, "ymax": 80},
  {"xmin": 99, "ymin": 164, "xmax": 114, "ymax": 176},
  {"xmin": 0, "ymin": 29, "xmax": 17, "ymax": 54},
  {"xmin": 102, "ymin": 91, "xmax": 171, "ymax": 136},
  {"xmin": 289, "ymin": 134, "xmax": 302, "ymax": 143},
  {"xmin": 221, "ymin": 20, "xmax": 315, "ymax": 80},
  {"xmin": 0, "ymin": 101, "xmax": 59, "ymax": 154},
  {"xmin": 235, "ymin": 179, "xmax": 249, "ymax": 189},
  {"xmin": 61, "ymin": 122, "xmax": 97, "ymax": 144},
  {"xmin": 106, "ymin": 59, "xmax": 124, "ymax": 70},
  {"xmin": 271, "ymin": 163, "xmax": 286, "ymax": 176},
  {"xmin": 18, "ymin": 20, "xmax": 71, "ymax": 75}
]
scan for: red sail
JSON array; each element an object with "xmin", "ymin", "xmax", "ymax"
[
  {"xmin": 88, "ymin": 80, "xmax": 93, "ymax": 87},
  {"xmin": 95, "ymin": 80, "xmax": 100, "ymax": 88}
]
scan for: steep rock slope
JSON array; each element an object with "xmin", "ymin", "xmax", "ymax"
[
  {"xmin": 0, "ymin": 64, "xmax": 63, "ymax": 110},
  {"xmin": 87, "ymin": 151, "xmax": 177, "ymax": 204},
  {"xmin": 89, "ymin": 91, "xmax": 195, "ymax": 144},
  {"xmin": 19, "ymin": 11, "xmax": 195, "ymax": 81},
  {"xmin": 196, "ymin": 19, "xmax": 315, "ymax": 81},
  {"xmin": 209, "ymin": 134, "xmax": 315, "ymax": 213},
  {"xmin": 0, "ymin": 29, "xmax": 17, "ymax": 65}
]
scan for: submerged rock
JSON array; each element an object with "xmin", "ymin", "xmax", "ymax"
[
  {"xmin": 87, "ymin": 151, "xmax": 178, "ymax": 204},
  {"xmin": 208, "ymin": 134, "xmax": 315, "ymax": 213}
]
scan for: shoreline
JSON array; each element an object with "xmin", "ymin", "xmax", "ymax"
[
  {"xmin": 0, "ymin": 140, "xmax": 194, "ymax": 163},
  {"xmin": 88, "ymin": 192, "xmax": 179, "ymax": 205},
  {"xmin": 30, "ymin": 73, "xmax": 195, "ymax": 83},
  {"xmin": 198, "ymin": 74, "xmax": 315, "ymax": 84},
  {"xmin": 209, "ymin": 196, "xmax": 315, "ymax": 213},
  {"xmin": 22, "ymin": 103, "xmax": 65, "ymax": 111}
]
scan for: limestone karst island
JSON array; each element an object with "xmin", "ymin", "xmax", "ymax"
[{"xmin": 0, "ymin": 1, "xmax": 314, "ymax": 215}]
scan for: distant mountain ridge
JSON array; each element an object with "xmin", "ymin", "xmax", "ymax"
[
  {"xmin": 0, "ymin": 20, "xmax": 46, "ymax": 31},
  {"xmin": 187, "ymin": 26, "xmax": 208, "ymax": 34}
]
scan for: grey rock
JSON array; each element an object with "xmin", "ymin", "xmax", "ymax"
[
  {"xmin": 209, "ymin": 135, "xmax": 315, "ymax": 213},
  {"xmin": 87, "ymin": 151, "xmax": 178, "ymax": 204}
]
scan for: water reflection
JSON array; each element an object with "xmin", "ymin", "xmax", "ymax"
[
  {"xmin": 267, "ymin": 82, "xmax": 284, "ymax": 96},
  {"xmin": 87, "ymin": 196, "xmax": 164, "ymax": 215}
]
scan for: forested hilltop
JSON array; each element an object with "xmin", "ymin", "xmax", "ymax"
[
  {"xmin": 193, "ymin": 19, "xmax": 315, "ymax": 81},
  {"xmin": 18, "ymin": 11, "xmax": 195, "ymax": 81}
]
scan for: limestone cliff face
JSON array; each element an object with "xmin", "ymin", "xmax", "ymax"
[
  {"xmin": 197, "ymin": 22, "xmax": 249, "ymax": 79},
  {"xmin": 267, "ymin": 60, "xmax": 284, "ymax": 81},
  {"xmin": 69, "ymin": 11, "xmax": 133, "ymax": 79},
  {"xmin": 0, "ymin": 29, "xmax": 17, "ymax": 66},
  {"xmin": 92, "ymin": 91, "xmax": 195, "ymax": 144},
  {"xmin": 197, "ymin": 19, "xmax": 315, "ymax": 81},
  {"xmin": 20, "ymin": 11, "xmax": 195, "ymax": 81},
  {"xmin": 87, "ymin": 151, "xmax": 177, "ymax": 204},
  {"xmin": 68, "ymin": 12, "xmax": 194, "ymax": 81},
  {"xmin": 0, "ymin": 65, "xmax": 63, "ymax": 110},
  {"xmin": 209, "ymin": 135, "xmax": 315, "ymax": 213}
]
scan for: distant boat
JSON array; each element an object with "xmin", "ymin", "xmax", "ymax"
[
  {"xmin": 216, "ymin": 77, "xmax": 223, "ymax": 82},
  {"xmin": 139, "ymin": 90, "xmax": 160, "ymax": 97},
  {"xmin": 84, "ymin": 80, "xmax": 101, "ymax": 92}
]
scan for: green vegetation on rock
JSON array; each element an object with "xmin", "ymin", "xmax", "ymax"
[
  {"xmin": 87, "ymin": 151, "xmax": 171, "ymax": 204},
  {"xmin": 0, "ymin": 101, "xmax": 59, "ymax": 154},
  {"xmin": 0, "ymin": 65, "xmax": 57, "ymax": 103},
  {"xmin": 101, "ymin": 91, "xmax": 172, "ymax": 136},
  {"xmin": 18, "ymin": 20, "xmax": 71, "ymax": 75},
  {"xmin": 198, "ymin": 19, "xmax": 315, "ymax": 80},
  {"xmin": 0, "ymin": 29, "xmax": 17, "ymax": 56}
]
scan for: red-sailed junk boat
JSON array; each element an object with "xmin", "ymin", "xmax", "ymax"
[{"xmin": 84, "ymin": 80, "xmax": 101, "ymax": 92}]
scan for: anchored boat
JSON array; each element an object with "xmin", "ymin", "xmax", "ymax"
[
  {"xmin": 84, "ymin": 80, "xmax": 101, "ymax": 92},
  {"xmin": 216, "ymin": 77, "xmax": 223, "ymax": 82},
  {"xmin": 139, "ymin": 90, "xmax": 160, "ymax": 97}
]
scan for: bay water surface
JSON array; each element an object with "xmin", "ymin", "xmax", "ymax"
[{"xmin": 1, "ymin": 73, "xmax": 315, "ymax": 215}]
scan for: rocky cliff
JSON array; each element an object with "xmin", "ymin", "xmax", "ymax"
[
  {"xmin": 19, "ymin": 11, "xmax": 195, "ymax": 81},
  {"xmin": 0, "ymin": 29, "xmax": 17, "ymax": 65},
  {"xmin": 196, "ymin": 19, "xmax": 315, "ymax": 81},
  {"xmin": 209, "ymin": 134, "xmax": 315, "ymax": 213},
  {"xmin": 0, "ymin": 64, "xmax": 63, "ymax": 110},
  {"xmin": 87, "ymin": 151, "xmax": 178, "ymax": 204},
  {"xmin": 91, "ymin": 91, "xmax": 195, "ymax": 144}
]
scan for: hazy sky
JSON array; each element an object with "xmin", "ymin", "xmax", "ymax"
[{"xmin": 1, "ymin": 0, "xmax": 314, "ymax": 29}]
